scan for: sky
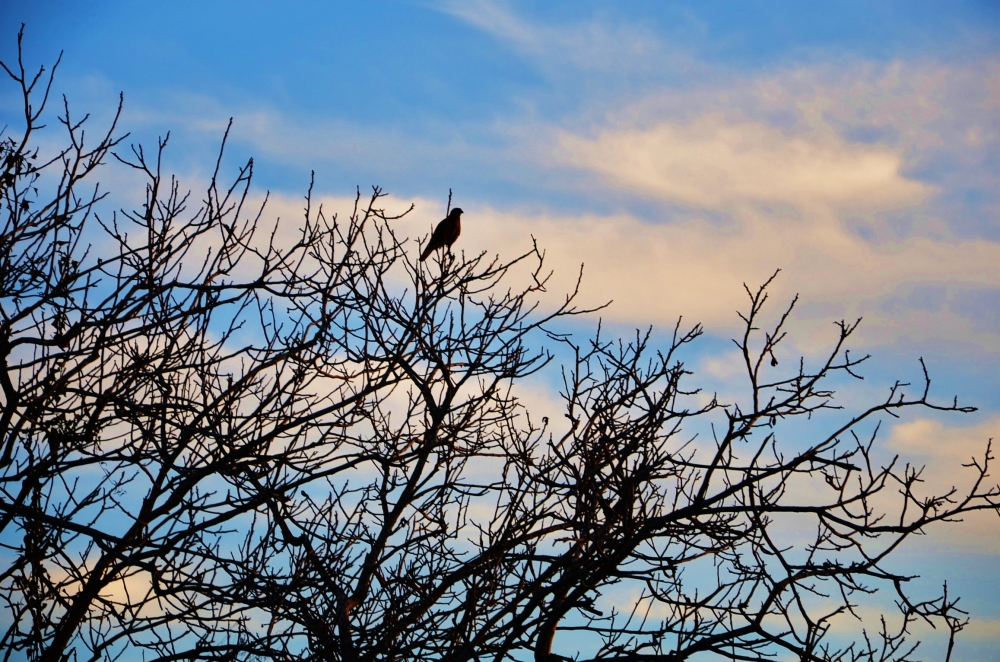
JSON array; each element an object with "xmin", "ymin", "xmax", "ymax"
[{"xmin": 2, "ymin": 1, "xmax": 999, "ymax": 659}]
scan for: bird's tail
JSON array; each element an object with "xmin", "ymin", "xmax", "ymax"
[{"xmin": 420, "ymin": 244, "xmax": 434, "ymax": 261}]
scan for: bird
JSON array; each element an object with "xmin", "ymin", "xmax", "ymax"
[{"xmin": 420, "ymin": 207, "xmax": 463, "ymax": 261}]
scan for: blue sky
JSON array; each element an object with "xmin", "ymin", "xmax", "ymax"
[{"xmin": 2, "ymin": 1, "xmax": 999, "ymax": 659}]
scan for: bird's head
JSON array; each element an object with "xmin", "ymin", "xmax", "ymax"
[{"xmin": 450, "ymin": 207, "xmax": 463, "ymax": 218}]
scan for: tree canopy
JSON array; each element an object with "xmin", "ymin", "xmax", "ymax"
[{"xmin": 1, "ymin": 32, "xmax": 997, "ymax": 662}]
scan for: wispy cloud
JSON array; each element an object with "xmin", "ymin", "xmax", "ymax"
[
  {"xmin": 106, "ymin": 5, "xmax": 1000, "ymax": 355},
  {"xmin": 120, "ymin": 92, "xmax": 486, "ymax": 178},
  {"xmin": 889, "ymin": 415, "xmax": 1000, "ymax": 489},
  {"xmin": 880, "ymin": 415, "xmax": 1000, "ymax": 554},
  {"xmin": 558, "ymin": 114, "xmax": 931, "ymax": 212},
  {"xmin": 433, "ymin": 0, "xmax": 689, "ymax": 77},
  {"xmin": 462, "ymin": 205, "xmax": 1000, "ymax": 349},
  {"xmin": 238, "ymin": 187, "xmax": 1000, "ymax": 357}
]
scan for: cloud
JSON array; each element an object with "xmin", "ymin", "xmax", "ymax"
[
  {"xmin": 240, "ymin": 175, "xmax": 1000, "ymax": 356},
  {"xmin": 102, "ymin": 12, "xmax": 1000, "ymax": 355},
  {"xmin": 823, "ymin": 604, "xmax": 1000, "ymax": 649},
  {"xmin": 557, "ymin": 114, "xmax": 931, "ymax": 212},
  {"xmin": 556, "ymin": 55, "xmax": 1000, "ymax": 236},
  {"xmin": 511, "ymin": 55, "xmax": 1000, "ymax": 351},
  {"xmin": 124, "ymin": 97, "xmax": 479, "ymax": 179},
  {"xmin": 598, "ymin": 582, "xmax": 1000, "ymax": 653},
  {"xmin": 459, "ymin": 204, "xmax": 1000, "ymax": 351},
  {"xmin": 889, "ymin": 416, "xmax": 1000, "ymax": 464},
  {"xmin": 885, "ymin": 415, "xmax": 1000, "ymax": 553},
  {"xmin": 434, "ymin": 0, "xmax": 685, "ymax": 77}
]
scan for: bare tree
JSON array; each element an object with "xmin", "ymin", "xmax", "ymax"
[{"xmin": 1, "ymin": 32, "xmax": 997, "ymax": 662}]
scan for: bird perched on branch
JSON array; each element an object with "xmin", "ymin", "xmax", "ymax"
[{"xmin": 420, "ymin": 207, "xmax": 463, "ymax": 261}]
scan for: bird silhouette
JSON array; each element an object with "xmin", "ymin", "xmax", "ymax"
[{"xmin": 420, "ymin": 207, "xmax": 463, "ymax": 261}]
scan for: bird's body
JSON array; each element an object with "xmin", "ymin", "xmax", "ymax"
[{"xmin": 420, "ymin": 207, "xmax": 463, "ymax": 261}]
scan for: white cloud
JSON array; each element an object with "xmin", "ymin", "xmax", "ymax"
[
  {"xmin": 434, "ymin": 0, "xmax": 684, "ymax": 77},
  {"xmin": 459, "ymin": 204, "xmax": 1000, "ymax": 351},
  {"xmin": 889, "ymin": 416, "xmax": 1000, "ymax": 464},
  {"xmin": 557, "ymin": 115, "xmax": 932, "ymax": 212},
  {"xmin": 241, "ymin": 175, "xmax": 1000, "ymax": 355},
  {"xmin": 105, "ymin": 13, "xmax": 1000, "ymax": 357},
  {"xmin": 885, "ymin": 416, "xmax": 1000, "ymax": 553},
  {"xmin": 823, "ymin": 603, "xmax": 999, "ymax": 647},
  {"xmin": 552, "ymin": 55, "xmax": 1000, "ymax": 234},
  {"xmin": 506, "ymin": 54, "xmax": 1000, "ymax": 351}
]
